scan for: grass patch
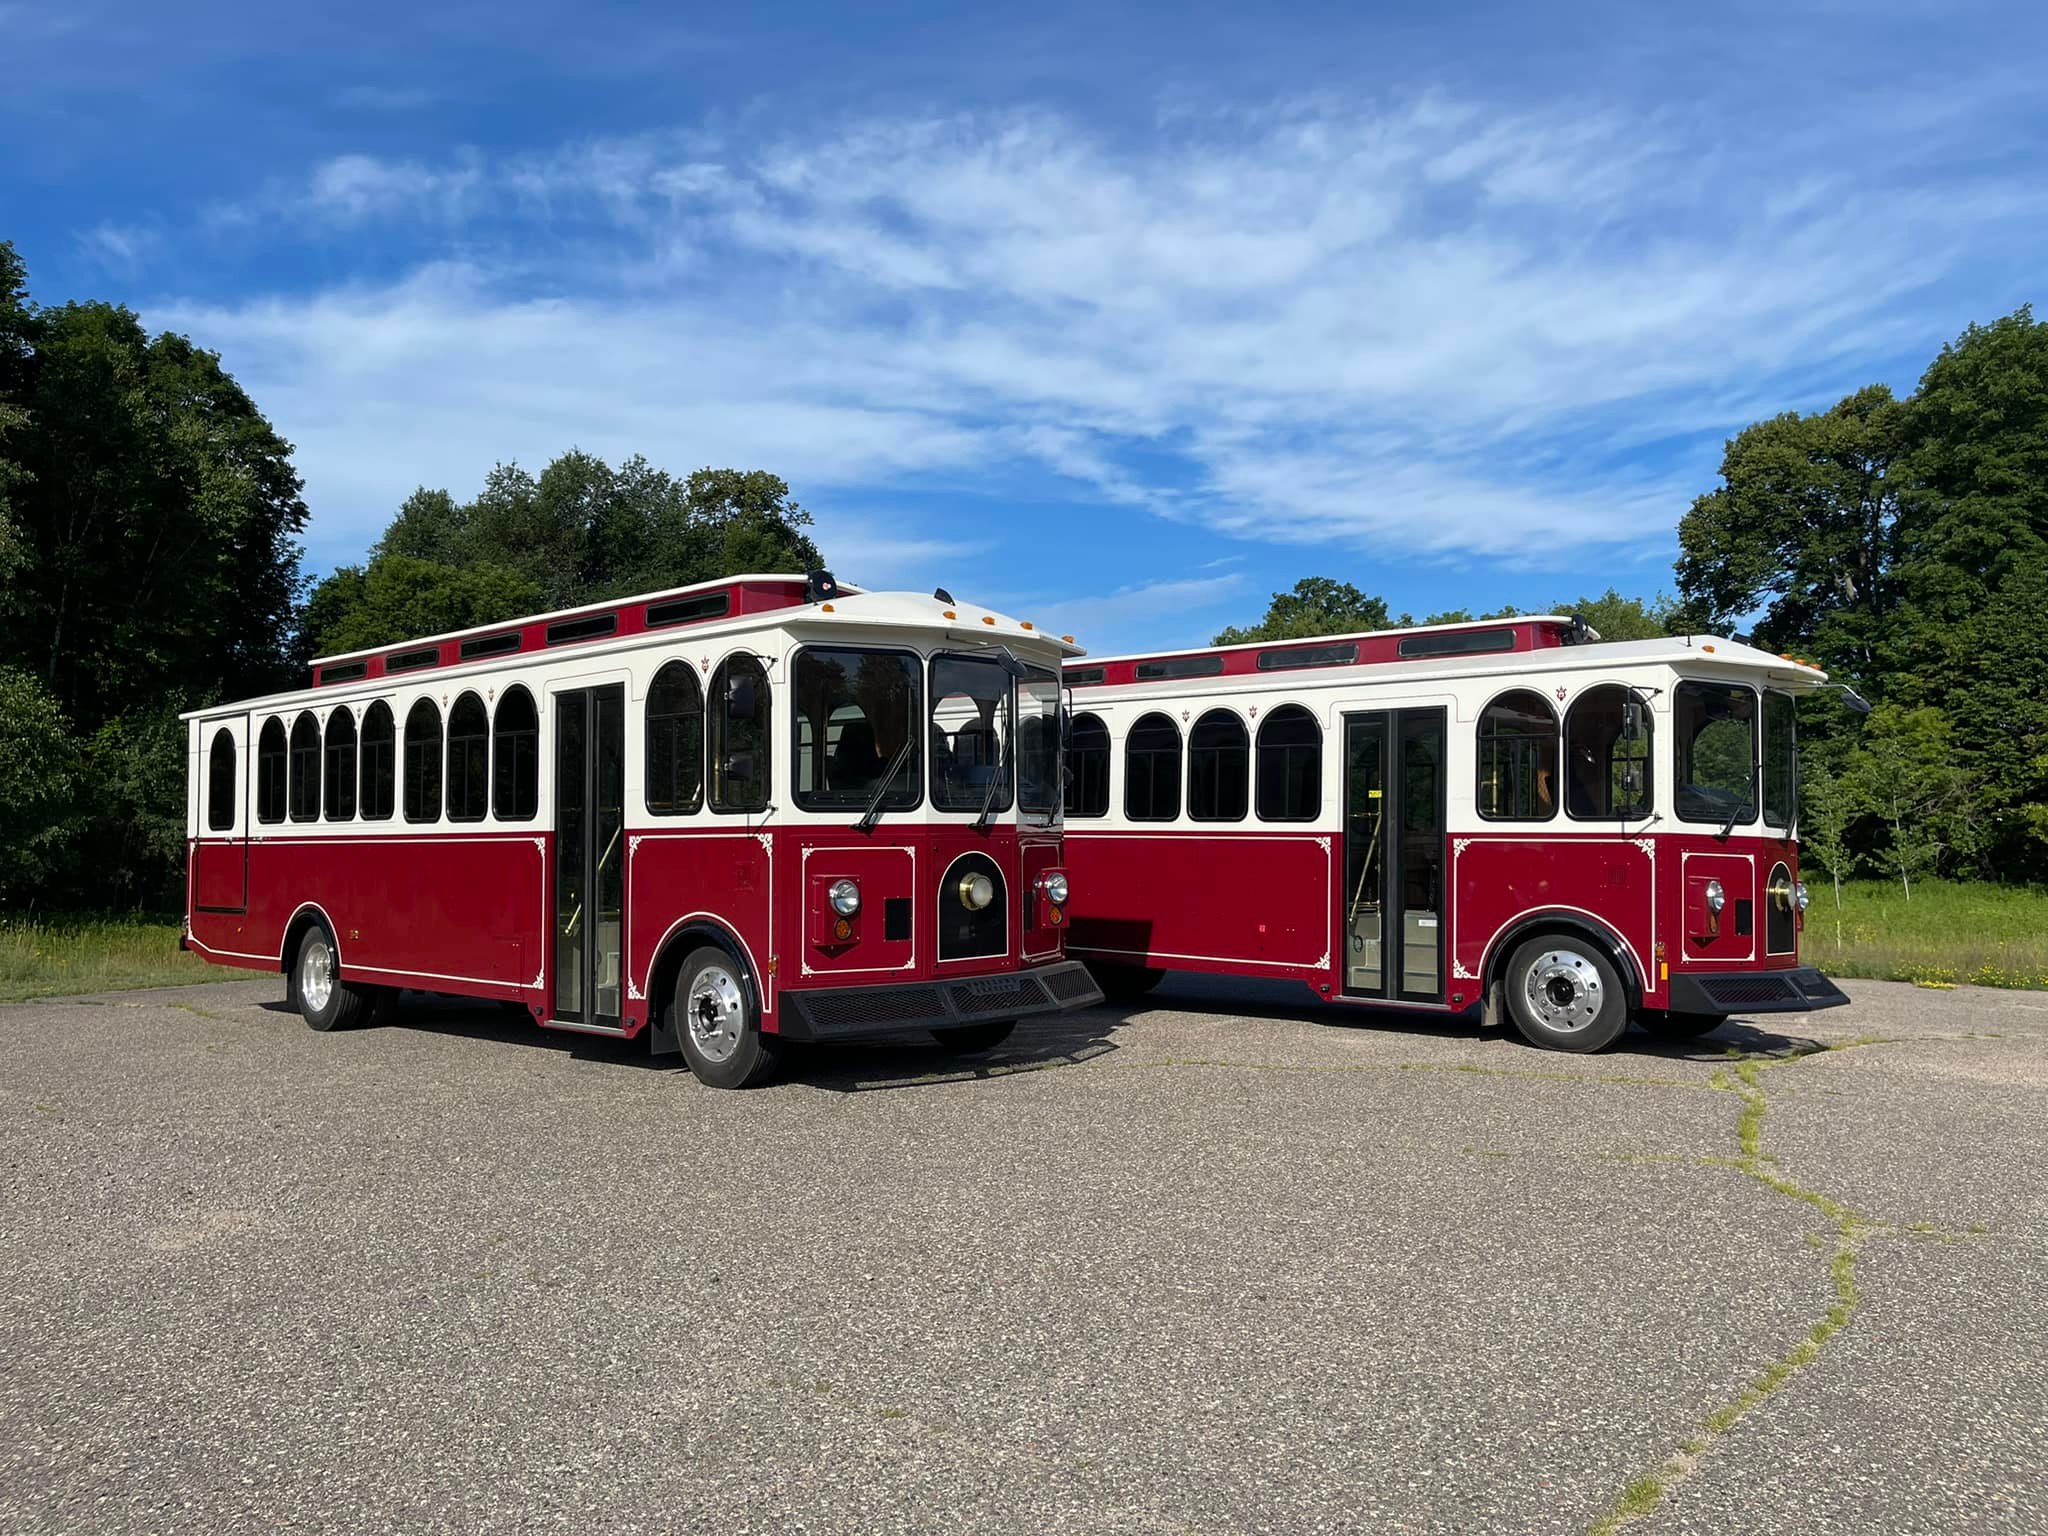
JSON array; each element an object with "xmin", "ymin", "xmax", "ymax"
[
  {"xmin": 1804, "ymin": 878, "xmax": 2048, "ymax": 990},
  {"xmin": 0, "ymin": 915, "xmax": 222, "ymax": 1003}
]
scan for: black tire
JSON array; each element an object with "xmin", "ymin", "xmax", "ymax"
[
  {"xmin": 1638, "ymin": 1009, "xmax": 1729, "ymax": 1041},
  {"xmin": 1088, "ymin": 962, "xmax": 1165, "ymax": 1003},
  {"xmin": 673, "ymin": 945, "xmax": 780, "ymax": 1089},
  {"xmin": 1502, "ymin": 935, "xmax": 1630, "ymax": 1053},
  {"xmin": 291, "ymin": 924, "xmax": 374, "ymax": 1032},
  {"xmin": 929, "ymin": 1020, "xmax": 1017, "ymax": 1054}
]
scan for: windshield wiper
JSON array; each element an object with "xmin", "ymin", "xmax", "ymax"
[
  {"xmin": 973, "ymin": 737, "xmax": 1011, "ymax": 832},
  {"xmin": 855, "ymin": 739, "xmax": 914, "ymax": 834}
]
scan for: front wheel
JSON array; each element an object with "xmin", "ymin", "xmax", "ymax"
[
  {"xmin": 1638, "ymin": 1009, "xmax": 1729, "ymax": 1041},
  {"xmin": 1503, "ymin": 936, "xmax": 1629, "ymax": 1053},
  {"xmin": 673, "ymin": 946, "xmax": 780, "ymax": 1089},
  {"xmin": 929, "ymin": 1020, "xmax": 1017, "ymax": 1055},
  {"xmin": 292, "ymin": 925, "xmax": 374, "ymax": 1032}
]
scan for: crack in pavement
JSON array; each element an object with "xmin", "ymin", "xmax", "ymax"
[{"xmin": 1586, "ymin": 1037, "xmax": 1895, "ymax": 1535}]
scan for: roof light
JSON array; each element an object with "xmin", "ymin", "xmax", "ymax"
[
  {"xmin": 981, "ymin": 615, "xmax": 996, "ymax": 626},
  {"xmin": 943, "ymin": 609, "xmax": 957, "ymax": 619},
  {"xmin": 1702, "ymin": 644, "xmax": 1716, "ymax": 653},
  {"xmin": 1062, "ymin": 634, "xmax": 1075, "ymax": 643},
  {"xmin": 1021, "ymin": 621, "xmax": 1033, "ymax": 631},
  {"xmin": 821, "ymin": 602, "xmax": 835, "ymax": 612}
]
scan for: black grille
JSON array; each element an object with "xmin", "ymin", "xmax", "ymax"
[
  {"xmin": 1796, "ymin": 971, "xmax": 1839, "ymax": 999},
  {"xmin": 1045, "ymin": 966, "xmax": 1104, "ymax": 1005},
  {"xmin": 780, "ymin": 962, "xmax": 1099, "ymax": 1038},
  {"xmin": 1701, "ymin": 975, "xmax": 1799, "ymax": 1007},
  {"xmin": 952, "ymin": 976, "xmax": 1045, "ymax": 1018},
  {"xmin": 791, "ymin": 985, "xmax": 948, "ymax": 1031}
]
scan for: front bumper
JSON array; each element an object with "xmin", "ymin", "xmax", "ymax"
[
  {"xmin": 775, "ymin": 960, "xmax": 1104, "ymax": 1041},
  {"xmin": 1667, "ymin": 965, "xmax": 1851, "ymax": 1016}
]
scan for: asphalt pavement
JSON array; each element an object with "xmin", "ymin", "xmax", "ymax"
[{"xmin": 1, "ymin": 973, "xmax": 2041, "ymax": 1534}]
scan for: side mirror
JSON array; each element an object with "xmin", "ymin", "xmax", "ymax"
[
  {"xmin": 1621, "ymin": 761, "xmax": 1645, "ymax": 802},
  {"xmin": 1621, "ymin": 700, "xmax": 1647, "ymax": 741},
  {"xmin": 726, "ymin": 676, "xmax": 757, "ymax": 720},
  {"xmin": 722, "ymin": 751, "xmax": 755, "ymax": 783}
]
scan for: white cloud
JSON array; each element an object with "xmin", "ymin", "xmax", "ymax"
[{"xmin": 152, "ymin": 94, "xmax": 2041, "ymax": 573}]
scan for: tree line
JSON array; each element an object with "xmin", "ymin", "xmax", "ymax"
[
  {"xmin": 0, "ymin": 241, "xmax": 819, "ymax": 911},
  {"xmin": 1215, "ymin": 308, "xmax": 2048, "ymax": 890},
  {"xmin": 1, "ymin": 233, "xmax": 2042, "ymax": 907}
]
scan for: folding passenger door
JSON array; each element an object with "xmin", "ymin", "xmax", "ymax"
[{"xmin": 1340, "ymin": 708, "xmax": 1447, "ymax": 1003}]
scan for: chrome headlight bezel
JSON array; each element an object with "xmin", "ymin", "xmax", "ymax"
[
  {"xmin": 1794, "ymin": 880, "xmax": 1811, "ymax": 912},
  {"xmin": 1704, "ymin": 878, "xmax": 1727, "ymax": 915},
  {"xmin": 1040, "ymin": 871, "xmax": 1070, "ymax": 907},
  {"xmin": 828, "ymin": 878, "xmax": 861, "ymax": 917},
  {"xmin": 958, "ymin": 872, "xmax": 996, "ymax": 912}
]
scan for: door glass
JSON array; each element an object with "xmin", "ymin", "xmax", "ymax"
[
  {"xmin": 593, "ymin": 686, "xmax": 625, "ymax": 1022},
  {"xmin": 1343, "ymin": 716, "xmax": 1386, "ymax": 994},
  {"xmin": 554, "ymin": 691, "xmax": 589, "ymax": 1020},
  {"xmin": 1398, "ymin": 712, "xmax": 1445, "ymax": 998}
]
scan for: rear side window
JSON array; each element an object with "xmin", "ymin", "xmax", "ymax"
[
  {"xmin": 256, "ymin": 718, "xmax": 287, "ymax": 824},
  {"xmin": 207, "ymin": 728, "xmax": 236, "ymax": 830},
  {"xmin": 1124, "ymin": 713, "xmax": 1182, "ymax": 821},
  {"xmin": 288, "ymin": 712, "xmax": 320, "ymax": 822},
  {"xmin": 1068, "ymin": 713, "xmax": 1110, "ymax": 818}
]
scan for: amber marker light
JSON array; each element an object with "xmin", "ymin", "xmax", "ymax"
[
  {"xmin": 1021, "ymin": 621, "xmax": 1034, "ymax": 630},
  {"xmin": 833, "ymin": 917, "xmax": 852, "ymax": 941},
  {"xmin": 981, "ymin": 615, "xmax": 996, "ymax": 625},
  {"xmin": 821, "ymin": 602, "xmax": 835, "ymax": 612},
  {"xmin": 1061, "ymin": 634, "xmax": 1075, "ymax": 643},
  {"xmin": 943, "ymin": 609, "xmax": 957, "ymax": 619}
]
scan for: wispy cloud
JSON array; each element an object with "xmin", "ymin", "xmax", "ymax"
[
  {"xmin": 156, "ymin": 92, "xmax": 2042, "ymax": 573},
  {"xmin": 76, "ymin": 220, "xmax": 158, "ymax": 278}
]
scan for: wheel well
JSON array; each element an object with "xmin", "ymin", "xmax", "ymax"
[
  {"xmin": 278, "ymin": 905, "xmax": 335, "ymax": 978},
  {"xmin": 1483, "ymin": 915, "xmax": 1643, "ymax": 1013},
  {"xmin": 646, "ymin": 921, "xmax": 758, "ymax": 1031}
]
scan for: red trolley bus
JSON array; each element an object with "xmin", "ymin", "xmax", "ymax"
[
  {"xmin": 182, "ymin": 572, "xmax": 1101, "ymax": 1087},
  {"xmin": 1060, "ymin": 615, "xmax": 1851, "ymax": 1051}
]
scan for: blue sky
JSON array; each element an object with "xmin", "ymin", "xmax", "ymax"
[{"xmin": 5, "ymin": 1, "xmax": 2044, "ymax": 655}]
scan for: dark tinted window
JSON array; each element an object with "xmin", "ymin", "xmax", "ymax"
[
  {"xmin": 458, "ymin": 632, "xmax": 520, "ymax": 660},
  {"xmin": 646, "ymin": 592, "xmax": 731, "ymax": 628},
  {"xmin": 545, "ymin": 613, "xmax": 616, "ymax": 645},
  {"xmin": 793, "ymin": 647, "xmax": 921, "ymax": 812},
  {"xmin": 929, "ymin": 655, "xmax": 1012, "ymax": 814},
  {"xmin": 1256, "ymin": 643, "xmax": 1357, "ymax": 671},
  {"xmin": 288, "ymin": 712, "xmax": 320, "ymax": 823},
  {"xmin": 1066, "ymin": 666, "xmax": 1106, "ymax": 686},
  {"xmin": 1477, "ymin": 690, "xmax": 1558, "ymax": 821},
  {"xmin": 1068, "ymin": 713, "xmax": 1110, "ymax": 817},
  {"xmin": 1397, "ymin": 629, "xmax": 1516, "ymax": 659},
  {"xmin": 492, "ymin": 686, "xmax": 539, "ymax": 821},
  {"xmin": 1763, "ymin": 690, "xmax": 1797, "ymax": 828},
  {"xmin": 385, "ymin": 647, "xmax": 439, "ymax": 673},
  {"xmin": 1676, "ymin": 681, "xmax": 1757, "ymax": 824},
  {"xmin": 1256, "ymin": 705, "xmax": 1321, "ymax": 821},
  {"xmin": 403, "ymin": 699, "xmax": 443, "ymax": 823},
  {"xmin": 1565, "ymin": 684, "xmax": 1653, "ymax": 820},
  {"xmin": 646, "ymin": 661, "xmax": 705, "ymax": 815},
  {"xmin": 323, "ymin": 706, "xmax": 357, "ymax": 820},
  {"xmin": 1187, "ymin": 709, "xmax": 1249, "ymax": 822},
  {"xmin": 1124, "ymin": 712, "xmax": 1181, "ymax": 821},
  {"xmin": 319, "ymin": 661, "xmax": 367, "ymax": 684},
  {"xmin": 1018, "ymin": 671, "xmax": 1062, "ymax": 817},
  {"xmin": 256, "ymin": 718, "xmax": 287, "ymax": 824},
  {"xmin": 207, "ymin": 728, "xmax": 236, "ymax": 831},
  {"xmin": 359, "ymin": 702, "xmax": 395, "ymax": 821},
  {"xmin": 446, "ymin": 692, "xmax": 489, "ymax": 822},
  {"xmin": 710, "ymin": 654, "xmax": 771, "ymax": 813},
  {"xmin": 1134, "ymin": 655, "xmax": 1224, "ymax": 682}
]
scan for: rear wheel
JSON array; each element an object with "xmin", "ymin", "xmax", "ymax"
[
  {"xmin": 1502, "ymin": 936, "xmax": 1629, "ymax": 1053},
  {"xmin": 929, "ymin": 1020, "xmax": 1017, "ymax": 1054},
  {"xmin": 674, "ymin": 946, "xmax": 780, "ymax": 1089},
  {"xmin": 1638, "ymin": 1009, "xmax": 1729, "ymax": 1041},
  {"xmin": 292, "ymin": 925, "xmax": 374, "ymax": 1032},
  {"xmin": 1087, "ymin": 962, "xmax": 1164, "ymax": 1003}
]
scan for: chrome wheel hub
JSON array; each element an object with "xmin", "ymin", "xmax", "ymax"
[
  {"xmin": 300, "ymin": 937, "xmax": 335, "ymax": 1013},
  {"xmin": 1523, "ymin": 949, "xmax": 1602, "ymax": 1033},
  {"xmin": 687, "ymin": 964, "xmax": 746, "ymax": 1064}
]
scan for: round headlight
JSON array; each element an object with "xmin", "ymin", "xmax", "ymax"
[
  {"xmin": 828, "ymin": 878, "xmax": 861, "ymax": 917},
  {"xmin": 958, "ymin": 872, "xmax": 995, "ymax": 911},
  {"xmin": 1794, "ymin": 880, "xmax": 1811, "ymax": 912},
  {"xmin": 1704, "ymin": 879, "xmax": 1726, "ymax": 915},
  {"xmin": 1040, "ymin": 872, "xmax": 1069, "ymax": 907}
]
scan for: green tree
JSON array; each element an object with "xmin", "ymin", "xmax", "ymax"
[
  {"xmin": 1214, "ymin": 578, "xmax": 1391, "ymax": 644},
  {"xmin": 0, "ymin": 241, "xmax": 34, "ymax": 585},
  {"xmin": 1843, "ymin": 705, "xmax": 1969, "ymax": 900},
  {"xmin": 0, "ymin": 667, "xmax": 81, "ymax": 907},
  {"xmin": 300, "ymin": 553, "xmax": 546, "ymax": 658},
  {"xmin": 1797, "ymin": 758, "xmax": 1853, "ymax": 925},
  {"xmin": 78, "ymin": 709, "xmax": 190, "ymax": 911},
  {"xmin": 1554, "ymin": 588, "xmax": 1674, "ymax": 642}
]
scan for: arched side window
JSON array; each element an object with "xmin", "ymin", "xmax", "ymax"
[
  {"xmin": 1565, "ymin": 684, "xmax": 1653, "ymax": 820},
  {"xmin": 1256, "ymin": 705, "xmax": 1321, "ymax": 822},
  {"xmin": 288, "ymin": 711, "xmax": 320, "ymax": 823},
  {"xmin": 1124, "ymin": 712, "xmax": 1182, "ymax": 822},
  {"xmin": 359, "ymin": 701, "xmax": 396, "ymax": 821},
  {"xmin": 207, "ymin": 728, "xmax": 237, "ymax": 831},
  {"xmin": 710, "ymin": 654, "xmax": 771, "ymax": 813},
  {"xmin": 492, "ymin": 686, "xmax": 539, "ymax": 822},
  {"xmin": 1067, "ymin": 713, "xmax": 1110, "ymax": 818},
  {"xmin": 646, "ymin": 661, "xmax": 705, "ymax": 815},
  {"xmin": 403, "ymin": 699, "xmax": 443, "ymax": 824},
  {"xmin": 256, "ymin": 718, "xmax": 287, "ymax": 824},
  {"xmin": 1476, "ymin": 690, "xmax": 1558, "ymax": 821},
  {"xmin": 1187, "ymin": 708, "xmax": 1249, "ymax": 822},
  {"xmin": 323, "ymin": 706, "xmax": 358, "ymax": 821},
  {"xmin": 447, "ymin": 692, "xmax": 490, "ymax": 822}
]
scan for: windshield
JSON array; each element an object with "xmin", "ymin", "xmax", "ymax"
[
  {"xmin": 929, "ymin": 655, "xmax": 1013, "ymax": 813},
  {"xmin": 1675, "ymin": 680, "xmax": 1758, "ymax": 824},
  {"xmin": 1017, "ymin": 668, "xmax": 1063, "ymax": 817},
  {"xmin": 792, "ymin": 647, "xmax": 922, "ymax": 812},
  {"xmin": 1763, "ymin": 690, "xmax": 1797, "ymax": 829}
]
